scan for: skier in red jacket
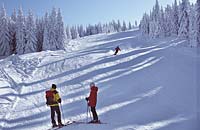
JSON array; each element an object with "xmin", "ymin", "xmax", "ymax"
[{"xmin": 85, "ymin": 82, "xmax": 99, "ymax": 123}]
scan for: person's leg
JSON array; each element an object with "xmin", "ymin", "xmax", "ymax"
[
  {"xmin": 55, "ymin": 106, "xmax": 63, "ymax": 125},
  {"xmin": 50, "ymin": 106, "xmax": 57, "ymax": 126},
  {"xmin": 91, "ymin": 107, "xmax": 98, "ymax": 121}
]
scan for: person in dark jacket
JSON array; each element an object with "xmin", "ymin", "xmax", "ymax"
[
  {"xmin": 85, "ymin": 82, "xmax": 99, "ymax": 123},
  {"xmin": 114, "ymin": 46, "xmax": 121, "ymax": 55},
  {"xmin": 46, "ymin": 84, "xmax": 64, "ymax": 127}
]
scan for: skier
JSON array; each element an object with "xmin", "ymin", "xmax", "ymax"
[
  {"xmin": 46, "ymin": 84, "xmax": 64, "ymax": 128},
  {"xmin": 85, "ymin": 82, "xmax": 99, "ymax": 123},
  {"xmin": 114, "ymin": 46, "xmax": 121, "ymax": 55}
]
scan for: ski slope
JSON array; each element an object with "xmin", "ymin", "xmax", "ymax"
[{"xmin": 0, "ymin": 29, "xmax": 199, "ymax": 130}]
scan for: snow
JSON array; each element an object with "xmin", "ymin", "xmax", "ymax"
[{"xmin": 0, "ymin": 29, "xmax": 199, "ymax": 130}]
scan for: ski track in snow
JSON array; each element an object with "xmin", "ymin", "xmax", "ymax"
[{"xmin": 0, "ymin": 29, "xmax": 198, "ymax": 130}]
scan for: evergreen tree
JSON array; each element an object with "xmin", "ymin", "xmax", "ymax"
[
  {"xmin": 122, "ymin": 21, "xmax": 127, "ymax": 31},
  {"xmin": 164, "ymin": 5, "xmax": 173, "ymax": 37},
  {"xmin": 111, "ymin": 20, "xmax": 116, "ymax": 32},
  {"xmin": 70, "ymin": 26, "xmax": 79, "ymax": 39},
  {"xmin": 24, "ymin": 10, "xmax": 37, "ymax": 53},
  {"xmin": 9, "ymin": 9, "xmax": 17, "ymax": 53},
  {"xmin": 153, "ymin": 0, "xmax": 160, "ymax": 21},
  {"xmin": 128, "ymin": 22, "xmax": 132, "ymax": 30},
  {"xmin": 172, "ymin": 0, "xmax": 179, "ymax": 35},
  {"xmin": 149, "ymin": 0, "xmax": 161, "ymax": 38},
  {"xmin": 135, "ymin": 20, "xmax": 138, "ymax": 27},
  {"xmin": 78, "ymin": 25, "xmax": 85, "ymax": 37},
  {"xmin": 55, "ymin": 8, "xmax": 65, "ymax": 50},
  {"xmin": 16, "ymin": 7, "xmax": 26, "ymax": 54},
  {"xmin": 0, "ymin": 5, "xmax": 11, "ymax": 56},
  {"xmin": 117, "ymin": 20, "xmax": 121, "ymax": 32},
  {"xmin": 197, "ymin": 0, "xmax": 200, "ymax": 47},
  {"xmin": 35, "ymin": 17, "xmax": 44, "ymax": 51},
  {"xmin": 48, "ymin": 7, "xmax": 57, "ymax": 50},
  {"xmin": 66, "ymin": 25, "xmax": 72, "ymax": 39},
  {"xmin": 43, "ymin": 12, "xmax": 51, "ymax": 50},
  {"xmin": 159, "ymin": 6, "xmax": 166, "ymax": 37},
  {"xmin": 178, "ymin": 0, "xmax": 190, "ymax": 38},
  {"xmin": 189, "ymin": 4, "xmax": 196, "ymax": 46},
  {"xmin": 96, "ymin": 23, "xmax": 103, "ymax": 34},
  {"xmin": 140, "ymin": 13, "xmax": 150, "ymax": 35}
]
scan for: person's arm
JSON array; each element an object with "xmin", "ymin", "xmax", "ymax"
[{"xmin": 55, "ymin": 91, "xmax": 61, "ymax": 103}]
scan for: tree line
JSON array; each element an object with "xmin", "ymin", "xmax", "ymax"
[
  {"xmin": 0, "ymin": 5, "xmax": 136, "ymax": 56},
  {"xmin": 140, "ymin": 0, "xmax": 200, "ymax": 47}
]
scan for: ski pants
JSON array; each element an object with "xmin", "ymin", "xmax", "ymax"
[
  {"xmin": 50, "ymin": 106, "xmax": 62, "ymax": 125},
  {"xmin": 91, "ymin": 107, "xmax": 98, "ymax": 121},
  {"xmin": 114, "ymin": 50, "xmax": 118, "ymax": 55}
]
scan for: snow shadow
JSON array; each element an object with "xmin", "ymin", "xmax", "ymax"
[
  {"xmin": 114, "ymin": 116, "xmax": 187, "ymax": 130},
  {"xmin": 62, "ymin": 86, "xmax": 162, "ymax": 121}
]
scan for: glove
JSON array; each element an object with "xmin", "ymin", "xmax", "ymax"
[
  {"xmin": 58, "ymin": 98, "xmax": 61, "ymax": 103},
  {"xmin": 85, "ymin": 97, "xmax": 89, "ymax": 101},
  {"xmin": 46, "ymin": 101, "xmax": 49, "ymax": 106}
]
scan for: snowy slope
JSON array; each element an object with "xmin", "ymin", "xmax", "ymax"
[{"xmin": 0, "ymin": 29, "xmax": 199, "ymax": 130}]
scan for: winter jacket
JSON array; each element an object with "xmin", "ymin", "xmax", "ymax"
[
  {"xmin": 88, "ymin": 86, "xmax": 98, "ymax": 107},
  {"xmin": 115, "ymin": 46, "xmax": 121, "ymax": 51},
  {"xmin": 49, "ymin": 88, "xmax": 61, "ymax": 107}
]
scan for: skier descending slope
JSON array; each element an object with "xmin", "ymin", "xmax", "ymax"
[
  {"xmin": 114, "ymin": 46, "xmax": 121, "ymax": 55},
  {"xmin": 46, "ymin": 84, "xmax": 64, "ymax": 128},
  {"xmin": 85, "ymin": 82, "xmax": 100, "ymax": 123}
]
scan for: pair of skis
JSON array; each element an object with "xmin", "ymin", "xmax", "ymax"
[{"xmin": 48, "ymin": 120, "xmax": 107, "ymax": 130}]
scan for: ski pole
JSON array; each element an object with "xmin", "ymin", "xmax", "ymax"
[
  {"xmin": 87, "ymin": 103, "xmax": 89, "ymax": 122},
  {"xmin": 89, "ymin": 108, "xmax": 92, "ymax": 120},
  {"xmin": 60, "ymin": 103, "xmax": 66, "ymax": 123},
  {"xmin": 89, "ymin": 107, "xmax": 92, "ymax": 120}
]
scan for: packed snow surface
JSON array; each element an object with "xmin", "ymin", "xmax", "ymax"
[{"xmin": 0, "ymin": 29, "xmax": 199, "ymax": 130}]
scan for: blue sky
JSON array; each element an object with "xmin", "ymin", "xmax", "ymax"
[{"xmin": 0, "ymin": 0, "xmax": 196, "ymax": 26}]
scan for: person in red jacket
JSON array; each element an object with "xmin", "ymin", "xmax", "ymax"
[
  {"xmin": 86, "ymin": 82, "xmax": 99, "ymax": 123},
  {"xmin": 114, "ymin": 46, "xmax": 121, "ymax": 55}
]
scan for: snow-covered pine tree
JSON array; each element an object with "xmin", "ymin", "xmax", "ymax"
[
  {"xmin": 48, "ymin": 7, "xmax": 57, "ymax": 51},
  {"xmin": 35, "ymin": 17, "xmax": 44, "ymax": 51},
  {"xmin": 196, "ymin": 0, "xmax": 200, "ymax": 47},
  {"xmin": 159, "ymin": 6, "xmax": 166, "ymax": 37},
  {"xmin": 78, "ymin": 25, "xmax": 84, "ymax": 37},
  {"xmin": 70, "ymin": 26, "xmax": 79, "ymax": 39},
  {"xmin": 96, "ymin": 23, "xmax": 103, "ymax": 34},
  {"xmin": 189, "ymin": 4, "xmax": 196, "ymax": 47},
  {"xmin": 117, "ymin": 20, "xmax": 121, "ymax": 32},
  {"xmin": 178, "ymin": 0, "xmax": 190, "ymax": 38},
  {"xmin": 55, "ymin": 8, "xmax": 65, "ymax": 50},
  {"xmin": 112, "ymin": 20, "xmax": 118, "ymax": 32},
  {"xmin": 172, "ymin": 0, "xmax": 179, "ymax": 35},
  {"xmin": 164, "ymin": 5, "xmax": 173, "ymax": 37},
  {"xmin": 66, "ymin": 25, "xmax": 72, "ymax": 39},
  {"xmin": 135, "ymin": 20, "xmax": 138, "ymax": 27},
  {"xmin": 110, "ymin": 21, "xmax": 116, "ymax": 32},
  {"xmin": 24, "ymin": 10, "xmax": 37, "ymax": 53},
  {"xmin": 85, "ymin": 25, "xmax": 91, "ymax": 36},
  {"xmin": 102, "ymin": 23, "xmax": 108, "ymax": 33},
  {"xmin": 153, "ymin": 0, "xmax": 160, "ymax": 22},
  {"xmin": 0, "ymin": 5, "xmax": 11, "ymax": 56},
  {"xmin": 197, "ymin": 0, "xmax": 200, "ymax": 47},
  {"xmin": 128, "ymin": 22, "xmax": 132, "ymax": 30},
  {"xmin": 149, "ymin": 0, "xmax": 161, "ymax": 38},
  {"xmin": 140, "ymin": 13, "xmax": 150, "ymax": 35},
  {"xmin": 122, "ymin": 21, "xmax": 127, "ymax": 31},
  {"xmin": 16, "ymin": 7, "xmax": 26, "ymax": 54},
  {"xmin": 43, "ymin": 12, "xmax": 51, "ymax": 50},
  {"xmin": 9, "ymin": 9, "xmax": 17, "ymax": 53},
  {"xmin": 91, "ymin": 24, "xmax": 97, "ymax": 34}
]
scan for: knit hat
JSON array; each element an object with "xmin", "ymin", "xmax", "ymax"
[
  {"xmin": 90, "ymin": 82, "xmax": 95, "ymax": 87},
  {"xmin": 52, "ymin": 84, "xmax": 57, "ymax": 89}
]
